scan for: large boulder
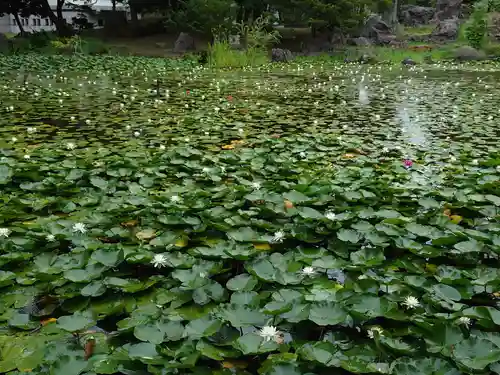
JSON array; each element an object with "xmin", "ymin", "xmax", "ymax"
[
  {"xmin": 431, "ymin": 17, "xmax": 460, "ymax": 40},
  {"xmin": 435, "ymin": 0, "xmax": 463, "ymax": 21},
  {"xmin": 271, "ymin": 48, "xmax": 293, "ymax": 62},
  {"xmin": 361, "ymin": 14, "xmax": 396, "ymax": 45},
  {"xmin": 454, "ymin": 46, "xmax": 486, "ymax": 61},
  {"xmin": 400, "ymin": 5, "xmax": 435, "ymax": 26},
  {"xmin": 353, "ymin": 37, "xmax": 372, "ymax": 46},
  {"xmin": 173, "ymin": 32, "xmax": 195, "ymax": 53}
]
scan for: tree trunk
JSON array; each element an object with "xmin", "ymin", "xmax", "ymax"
[
  {"xmin": 112, "ymin": 0, "xmax": 116, "ymax": 12},
  {"xmin": 13, "ymin": 13, "xmax": 25, "ymax": 35},
  {"xmin": 40, "ymin": 0, "xmax": 73, "ymax": 37},
  {"xmin": 391, "ymin": 0, "xmax": 399, "ymax": 26}
]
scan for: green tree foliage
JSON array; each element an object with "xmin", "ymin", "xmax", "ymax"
[{"xmin": 465, "ymin": 0, "xmax": 488, "ymax": 49}]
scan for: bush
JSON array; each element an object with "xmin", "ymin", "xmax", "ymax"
[
  {"xmin": 208, "ymin": 41, "xmax": 268, "ymax": 68},
  {"xmin": 465, "ymin": 0, "xmax": 488, "ymax": 49}
]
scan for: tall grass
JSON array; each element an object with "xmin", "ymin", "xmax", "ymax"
[{"xmin": 208, "ymin": 41, "xmax": 268, "ymax": 68}]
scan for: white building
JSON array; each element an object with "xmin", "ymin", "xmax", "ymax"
[{"xmin": 0, "ymin": 0, "xmax": 129, "ymax": 34}]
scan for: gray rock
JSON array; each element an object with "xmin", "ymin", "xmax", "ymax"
[
  {"xmin": 361, "ymin": 14, "xmax": 396, "ymax": 45},
  {"xmin": 401, "ymin": 5, "xmax": 435, "ymax": 26},
  {"xmin": 271, "ymin": 48, "xmax": 293, "ymax": 62},
  {"xmin": 353, "ymin": 37, "xmax": 372, "ymax": 46},
  {"xmin": 173, "ymin": 32, "xmax": 195, "ymax": 53},
  {"xmin": 402, "ymin": 57, "xmax": 417, "ymax": 66},
  {"xmin": 453, "ymin": 46, "xmax": 486, "ymax": 61},
  {"xmin": 431, "ymin": 17, "xmax": 460, "ymax": 39},
  {"xmin": 435, "ymin": 0, "xmax": 463, "ymax": 21}
]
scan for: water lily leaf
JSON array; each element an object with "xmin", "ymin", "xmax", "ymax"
[
  {"xmin": 134, "ymin": 323, "xmax": 165, "ymax": 344},
  {"xmin": 219, "ymin": 305, "xmax": 268, "ymax": 327},
  {"xmin": 298, "ymin": 207, "xmax": 323, "ymax": 219},
  {"xmin": 81, "ymin": 281, "xmax": 106, "ymax": 297},
  {"xmin": 453, "ymin": 240, "xmax": 483, "ymax": 253},
  {"xmin": 389, "ymin": 357, "xmax": 460, "ymax": 375},
  {"xmin": 57, "ymin": 313, "xmax": 95, "ymax": 332},
  {"xmin": 227, "ymin": 274, "xmax": 258, "ymax": 292},
  {"xmin": 452, "ymin": 336, "xmax": 500, "ymax": 370},
  {"xmin": 0, "ymin": 165, "xmax": 13, "ymax": 184},
  {"xmin": 298, "ymin": 341, "xmax": 339, "ymax": 366},
  {"xmin": 125, "ymin": 342, "xmax": 159, "ymax": 360},
  {"xmin": 337, "ymin": 229, "xmax": 361, "ymax": 243},
  {"xmin": 228, "ymin": 227, "xmax": 260, "ymax": 242},
  {"xmin": 196, "ymin": 340, "xmax": 239, "ymax": 360},
  {"xmin": 234, "ymin": 333, "xmax": 279, "ymax": 354},
  {"xmin": 50, "ymin": 356, "xmax": 88, "ymax": 375},
  {"xmin": 309, "ymin": 303, "xmax": 348, "ymax": 326},
  {"xmin": 91, "ymin": 248, "xmax": 124, "ymax": 267},
  {"xmin": 183, "ymin": 316, "xmax": 222, "ymax": 339},
  {"xmin": 89, "ymin": 176, "xmax": 108, "ymax": 190}
]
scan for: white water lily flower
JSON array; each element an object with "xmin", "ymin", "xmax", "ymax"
[
  {"xmin": 72, "ymin": 222, "xmax": 87, "ymax": 234},
  {"xmin": 325, "ymin": 211, "xmax": 336, "ymax": 221},
  {"xmin": 299, "ymin": 151, "xmax": 306, "ymax": 158},
  {"xmin": 271, "ymin": 230, "xmax": 285, "ymax": 243},
  {"xmin": 159, "ymin": 144, "xmax": 166, "ymax": 150},
  {"xmin": 301, "ymin": 266, "xmax": 316, "ymax": 276},
  {"xmin": 27, "ymin": 127, "xmax": 36, "ymax": 133},
  {"xmin": 24, "ymin": 155, "xmax": 30, "ymax": 160},
  {"xmin": 472, "ymin": 159, "xmax": 478, "ymax": 165},
  {"xmin": 11, "ymin": 137, "xmax": 17, "ymax": 142},
  {"xmin": 46, "ymin": 234, "xmax": 56, "ymax": 242},
  {"xmin": 258, "ymin": 326, "xmax": 281, "ymax": 342},
  {"xmin": 134, "ymin": 131, "xmax": 140, "ymax": 137},
  {"xmin": 367, "ymin": 326, "xmax": 383, "ymax": 339},
  {"xmin": 457, "ymin": 316, "xmax": 471, "ymax": 327},
  {"xmin": 170, "ymin": 195, "xmax": 182, "ymax": 203},
  {"xmin": 251, "ymin": 182, "xmax": 261, "ymax": 190},
  {"xmin": 151, "ymin": 254, "xmax": 168, "ymax": 268},
  {"xmin": 402, "ymin": 295, "xmax": 420, "ymax": 309},
  {"xmin": 66, "ymin": 142, "xmax": 76, "ymax": 150},
  {"xmin": 382, "ymin": 147, "xmax": 389, "ymax": 153},
  {"xmin": 202, "ymin": 167, "xmax": 210, "ymax": 173},
  {"xmin": 85, "ymin": 119, "xmax": 91, "ymax": 125},
  {"xmin": 0, "ymin": 228, "xmax": 11, "ymax": 238}
]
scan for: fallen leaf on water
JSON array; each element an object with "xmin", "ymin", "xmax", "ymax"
[
  {"xmin": 121, "ymin": 220, "xmax": 138, "ymax": 227},
  {"xmin": 450, "ymin": 215, "xmax": 463, "ymax": 224},
  {"xmin": 175, "ymin": 237, "xmax": 188, "ymax": 247},
  {"xmin": 343, "ymin": 153, "xmax": 357, "ymax": 159},
  {"xmin": 254, "ymin": 243, "xmax": 271, "ymax": 251},
  {"xmin": 136, "ymin": 229, "xmax": 157, "ymax": 240},
  {"xmin": 443, "ymin": 209, "xmax": 451, "ymax": 217},
  {"xmin": 222, "ymin": 360, "xmax": 248, "ymax": 369},
  {"xmin": 41, "ymin": 317, "xmax": 57, "ymax": 326},
  {"xmin": 221, "ymin": 144, "xmax": 235, "ymax": 150},
  {"xmin": 284, "ymin": 200, "xmax": 294, "ymax": 209}
]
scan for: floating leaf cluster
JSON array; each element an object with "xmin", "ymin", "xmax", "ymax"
[{"xmin": 0, "ymin": 55, "xmax": 500, "ymax": 375}]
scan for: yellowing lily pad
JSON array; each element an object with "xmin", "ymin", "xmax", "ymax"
[
  {"xmin": 253, "ymin": 243, "xmax": 271, "ymax": 251},
  {"xmin": 135, "ymin": 229, "xmax": 157, "ymax": 241}
]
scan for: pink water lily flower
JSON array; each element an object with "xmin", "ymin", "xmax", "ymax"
[{"xmin": 403, "ymin": 159, "xmax": 413, "ymax": 169}]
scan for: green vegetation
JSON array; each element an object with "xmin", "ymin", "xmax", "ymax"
[{"xmin": 1, "ymin": 55, "xmax": 500, "ymax": 374}]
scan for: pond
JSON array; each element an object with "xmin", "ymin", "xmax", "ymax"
[{"xmin": 0, "ymin": 55, "xmax": 500, "ymax": 375}]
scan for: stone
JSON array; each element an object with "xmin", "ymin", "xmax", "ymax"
[
  {"xmin": 401, "ymin": 57, "xmax": 417, "ymax": 66},
  {"xmin": 353, "ymin": 37, "xmax": 371, "ymax": 46},
  {"xmin": 361, "ymin": 14, "xmax": 396, "ymax": 45},
  {"xmin": 271, "ymin": 48, "xmax": 293, "ymax": 62},
  {"xmin": 173, "ymin": 32, "xmax": 195, "ymax": 53},
  {"xmin": 453, "ymin": 46, "xmax": 486, "ymax": 61},
  {"xmin": 435, "ymin": 0, "xmax": 463, "ymax": 21},
  {"xmin": 229, "ymin": 34, "xmax": 242, "ymax": 49},
  {"xmin": 400, "ymin": 5, "xmax": 435, "ymax": 26},
  {"xmin": 358, "ymin": 53, "xmax": 377, "ymax": 64},
  {"xmin": 431, "ymin": 17, "xmax": 460, "ymax": 40}
]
